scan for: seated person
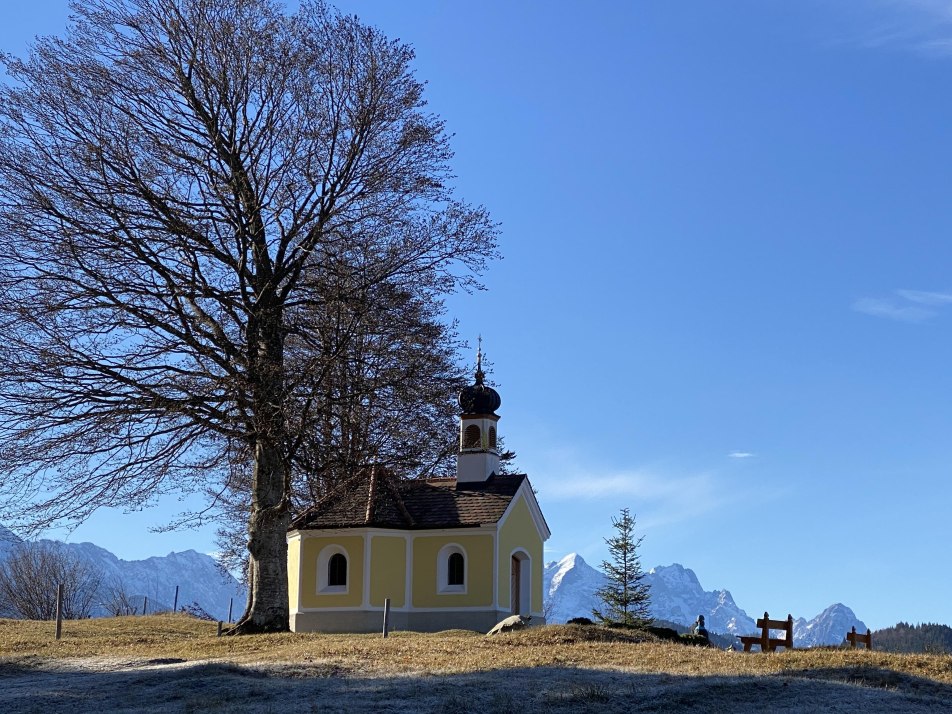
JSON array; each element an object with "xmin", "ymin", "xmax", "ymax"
[{"xmin": 693, "ymin": 615, "xmax": 709, "ymax": 641}]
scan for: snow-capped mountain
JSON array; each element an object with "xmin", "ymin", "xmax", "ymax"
[
  {"xmin": 0, "ymin": 529, "xmax": 244, "ymax": 621},
  {"xmin": 794, "ymin": 603, "xmax": 868, "ymax": 648},
  {"xmin": 543, "ymin": 553, "xmax": 605, "ymax": 624},
  {"xmin": 544, "ymin": 552, "xmax": 866, "ymax": 646},
  {"xmin": 544, "ymin": 553, "xmax": 754, "ymax": 634},
  {"xmin": 645, "ymin": 563, "xmax": 755, "ymax": 635},
  {"xmin": 0, "ymin": 524, "xmax": 21, "ymax": 560}
]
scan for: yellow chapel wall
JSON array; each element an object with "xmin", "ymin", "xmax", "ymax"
[
  {"xmin": 496, "ymin": 494, "xmax": 545, "ymax": 614},
  {"xmin": 298, "ymin": 534, "xmax": 364, "ymax": 609},
  {"xmin": 412, "ymin": 533, "xmax": 494, "ymax": 609},
  {"xmin": 369, "ymin": 535, "xmax": 406, "ymax": 608}
]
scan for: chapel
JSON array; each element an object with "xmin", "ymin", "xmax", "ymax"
[{"xmin": 286, "ymin": 351, "xmax": 550, "ymax": 632}]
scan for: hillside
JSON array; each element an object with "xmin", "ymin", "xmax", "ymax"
[{"xmin": 1, "ymin": 616, "xmax": 951, "ymax": 713}]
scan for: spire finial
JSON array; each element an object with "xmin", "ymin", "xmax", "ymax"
[
  {"xmin": 458, "ymin": 335, "xmax": 500, "ymax": 415},
  {"xmin": 475, "ymin": 335, "xmax": 485, "ymax": 385}
]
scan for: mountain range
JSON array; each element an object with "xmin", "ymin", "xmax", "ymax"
[
  {"xmin": 544, "ymin": 553, "xmax": 868, "ymax": 648},
  {"xmin": 0, "ymin": 524, "xmax": 244, "ymax": 622}
]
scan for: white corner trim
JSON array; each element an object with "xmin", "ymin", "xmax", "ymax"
[
  {"xmin": 362, "ymin": 532, "xmax": 371, "ymax": 608},
  {"xmin": 491, "ymin": 529, "xmax": 498, "ymax": 611},
  {"xmin": 405, "ymin": 534, "xmax": 414, "ymax": 609}
]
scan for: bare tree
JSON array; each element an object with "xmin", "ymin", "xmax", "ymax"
[
  {"xmin": 0, "ymin": 542, "xmax": 103, "ymax": 620},
  {"xmin": 0, "ymin": 0, "xmax": 497, "ymax": 633},
  {"xmin": 214, "ymin": 282, "xmax": 470, "ymax": 576},
  {"xmin": 101, "ymin": 578, "xmax": 140, "ymax": 616}
]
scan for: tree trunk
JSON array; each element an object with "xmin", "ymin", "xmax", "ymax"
[
  {"xmin": 230, "ymin": 298, "xmax": 291, "ymax": 634},
  {"xmin": 231, "ymin": 439, "xmax": 290, "ymax": 633}
]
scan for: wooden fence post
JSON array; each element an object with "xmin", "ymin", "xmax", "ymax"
[
  {"xmin": 227, "ymin": 598, "xmax": 233, "ymax": 623},
  {"xmin": 172, "ymin": 585, "xmax": 179, "ymax": 613},
  {"xmin": 217, "ymin": 621, "xmax": 223, "ymax": 637},
  {"xmin": 382, "ymin": 598, "xmax": 391, "ymax": 638},
  {"xmin": 142, "ymin": 596, "xmax": 148, "ymax": 615},
  {"xmin": 54, "ymin": 583, "xmax": 64, "ymax": 641}
]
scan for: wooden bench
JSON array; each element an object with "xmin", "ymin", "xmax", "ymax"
[
  {"xmin": 738, "ymin": 612, "xmax": 794, "ymax": 652},
  {"xmin": 846, "ymin": 626, "xmax": 872, "ymax": 650}
]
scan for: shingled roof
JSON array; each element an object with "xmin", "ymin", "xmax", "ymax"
[{"xmin": 289, "ymin": 470, "xmax": 527, "ymax": 531}]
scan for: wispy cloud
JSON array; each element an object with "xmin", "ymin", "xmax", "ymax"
[
  {"xmin": 729, "ymin": 451, "xmax": 754, "ymax": 459},
  {"xmin": 544, "ymin": 468, "xmax": 705, "ymax": 501},
  {"xmin": 895, "ymin": 289, "xmax": 952, "ymax": 305},
  {"xmin": 851, "ymin": 297, "xmax": 934, "ymax": 323},
  {"xmin": 837, "ymin": 0, "xmax": 952, "ymax": 56},
  {"xmin": 541, "ymin": 465, "xmax": 733, "ymax": 531},
  {"xmin": 852, "ymin": 289, "xmax": 952, "ymax": 322}
]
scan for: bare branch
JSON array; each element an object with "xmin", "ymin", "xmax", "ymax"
[{"xmin": 0, "ymin": 0, "xmax": 497, "ymax": 633}]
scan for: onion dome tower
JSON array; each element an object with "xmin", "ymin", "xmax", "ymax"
[{"xmin": 456, "ymin": 340, "xmax": 501, "ymax": 483}]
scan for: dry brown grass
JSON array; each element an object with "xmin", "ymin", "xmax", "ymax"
[
  {"xmin": 3, "ymin": 613, "xmax": 952, "ymax": 682},
  {"xmin": 4, "ymin": 616, "xmax": 952, "ymax": 712}
]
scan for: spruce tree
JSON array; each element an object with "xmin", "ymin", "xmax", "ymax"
[{"xmin": 592, "ymin": 508, "xmax": 651, "ymax": 627}]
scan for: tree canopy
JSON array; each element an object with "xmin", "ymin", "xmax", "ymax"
[{"xmin": 0, "ymin": 0, "xmax": 497, "ymax": 632}]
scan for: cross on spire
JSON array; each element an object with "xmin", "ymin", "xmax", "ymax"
[{"xmin": 475, "ymin": 335, "xmax": 485, "ymax": 385}]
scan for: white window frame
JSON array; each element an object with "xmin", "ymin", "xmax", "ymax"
[
  {"xmin": 317, "ymin": 544, "xmax": 349, "ymax": 594},
  {"xmin": 437, "ymin": 543, "xmax": 467, "ymax": 594}
]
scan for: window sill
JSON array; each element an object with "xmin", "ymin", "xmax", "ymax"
[{"xmin": 319, "ymin": 585, "xmax": 348, "ymax": 594}]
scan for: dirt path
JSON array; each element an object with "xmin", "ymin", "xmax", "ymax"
[{"xmin": 1, "ymin": 656, "xmax": 948, "ymax": 713}]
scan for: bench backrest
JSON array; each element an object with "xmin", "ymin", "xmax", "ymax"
[
  {"xmin": 755, "ymin": 612, "xmax": 793, "ymax": 645},
  {"xmin": 846, "ymin": 626, "xmax": 872, "ymax": 650},
  {"xmin": 756, "ymin": 616, "xmax": 792, "ymax": 632}
]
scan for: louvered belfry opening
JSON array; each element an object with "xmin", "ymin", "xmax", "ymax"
[{"xmin": 463, "ymin": 424, "xmax": 481, "ymax": 449}]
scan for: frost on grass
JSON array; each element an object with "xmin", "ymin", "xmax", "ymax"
[{"xmin": 2, "ymin": 617, "xmax": 952, "ymax": 712}]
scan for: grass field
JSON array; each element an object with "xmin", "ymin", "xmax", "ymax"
[{"xmin": 2, "ymin": 615, "xmax": 952, "ymax": 712}]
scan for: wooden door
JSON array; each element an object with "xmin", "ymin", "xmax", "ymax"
[{"xmin": 510, "ymin": 556, "xmax": 520, "ymax": 615}]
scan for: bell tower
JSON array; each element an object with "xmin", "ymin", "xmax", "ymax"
[{"xmin": 456, "ymin": 340, "xmax": 501, "ymax": 483}]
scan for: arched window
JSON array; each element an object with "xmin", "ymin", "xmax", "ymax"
[
  {"xmin": 448, "ymin": 552, "xmax": 465, "ymax": 586},
  {"xmin": 488, "ymin": 426, "xmax": 497, "ymax": 449},
  {"xmin": 328, "ymin": 553, "xmax": 347, "ymax": 587},
  {"xmin": 463, "ymin": 424, "xmax": 481, "ymax": 449},
  {"xmin": 317, "ymin": 545, "xmax": 349, "ymax": 593},
  {"xmin": 437, "ymin": 544, "xmax": 467, "ymax": 593}
]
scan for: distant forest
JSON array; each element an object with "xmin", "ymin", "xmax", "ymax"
[{"xmin": 872, "ymin": 623, "xmax": 952, "ymax": 654}]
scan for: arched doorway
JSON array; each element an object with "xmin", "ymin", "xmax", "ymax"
[{"xmin": 510, "ymin": 551, "xmax": 530, "ymax": 616}]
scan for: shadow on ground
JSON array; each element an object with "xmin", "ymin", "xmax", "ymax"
[{"xmin": 1, "ymin": 659, "xmax": 950, "ymax": 713}]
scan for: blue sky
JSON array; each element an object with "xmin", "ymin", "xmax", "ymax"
[{"xmin": 5, "ymin": 1, "xmax": 952, "ymax": 631}]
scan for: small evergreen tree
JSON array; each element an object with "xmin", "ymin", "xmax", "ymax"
[{"xmin": 592, "ymin": 508, "xmax": 651, "ymax": 627}]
